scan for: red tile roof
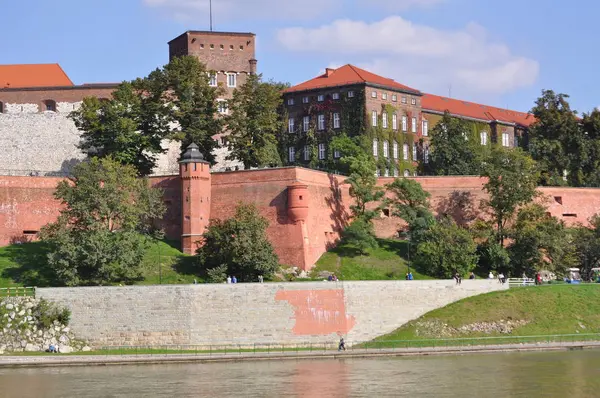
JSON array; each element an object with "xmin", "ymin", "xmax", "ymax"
[
  {"xmin": 0, "ymin": 64, "xmax": 74, "ymax": 89},
  {"xmin": 284, "ymin": 64, "xmax": 421, "ymax": 94},
  {"xmin": 422, "ymin": 94, "xmax": 535, "ymax": 127}
]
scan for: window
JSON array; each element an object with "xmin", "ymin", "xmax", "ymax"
[
  {"xmin": 371, "ymin": 91, "xmax": 377, "ymax": 98},
  {"xmin": 288, "ymin": 147, "xmax": 295, "ymax": 163},
  {"xmin": 392, "ymin": 94, "xmax": 397, "ymax": 102},
  {"xmin": 384, "ymin": 168, "xmax": 389, "ymax": 177},
  {"xmin": 44, "ymin": 100, "xmax": 56, "ymax": 112},
  {"xmin": 217, "ymin": 100, "xmax": 228, "ymax": 114},
  {"xmin": 302, "ymin": 96, "xmax": 309, "ymax": 104},
  {"xmin": 373, "ymin": 138, "xmax": 378, "ymax": 157},
  {"xmin": 209, "ymin": 73, "xmax": 217, "ymax": 87},
  {"xmin": 318, "ymin": 143, "xmax": 326, "ymax": 160},
  {"xmin": 334, "ymin": 149, "xmax": 341, "ymax": 158},
  {"xmin": 288, "ymin": 118, "xmax": 295, "ymax": 133},
  {"xmin": 287, "ymin": 98, "xmax": 295, "ymax": 106},
  {"xmin": 413, "ymin": 144, "xmax": 417, "ymax": 161},
  {"xmin": 200, "ymin": 44, "xmax": 205, "ymax": 49},
  {"xmin": 318, "ymin": 114, "xmax": 325, "ymax": 130},
  {"xmin": 411, "ymin": 98, "xmax": 416, "ymax": 105},
  {"xmin": 392, "ymin": 114, "xmax": 398, "ymax": 130},
  {"xmin": 317, "ymin": 94, "xmax": 325, "ymax": 102},
  {"xmin": 403, "ymin": 143, "xmax": 409, "ymax": 160},
  {"xmin": 332, "ymin": 93, "xmax": 340, "ymax": 100},
  {"xmin": 393, "ymin": 141, "xmax": 398, "ymax": 159},
  {"xmin": 220, "ymin": 44, "xmax": 224, "ymax": 50},
  {"xmin": 402, "ymin": 115, "xmax": 407, "ymax": 132},
  {"xmin": 0, "ymin": 101, "xmax": 3, "ymax": 113},
  {"xmin": 230, "ymin": 45, "xmax": 234, "ymax": 50},
  {"xmin": 404, "ymin": 169, "xmax": 410, "ymax": 177},
  {"xmin": 227, "ymin": 73, "xmax": 237, "ymax": 87},
  {"xmin": 401, "ymin": 96, "xmax": 407, "ymax": 104},
  {"xmin": 393, "ymin": 168, "xmax": 398, "ymax": 177},
  {"xmin": 210, "ymin": 44, "xmax": 214, "ymax": 49},
  {"xmin": 303, "ymin": 116, "xmax": 310, "ymax": 132},
  {"xmin": 383, "ymin": 140, "xmax": 389, "ymax": 158},
  {"xmin": 382, "ymin": 93, "xmax": 388, "ymax": 100},
  {"xmin": 372, "ymin": 110, "xmax": 378, "ymax": 127},
  {"xmin": 376, "ymin": 169, "xmax": 381, "ymax": 177},
  {"xmin": 502, "ymin": 132, "xmax": 510, "ymax": 147},
  {"xmin": 480, "ymin": 131, "xmax": 488, "ymax": 145},
  {"xmin": 411, "ymin": 117, "xmax": 417, "ymax": 133},
  {"xmin": 348, "ymin": 91, "xmax": 355, "ymax": 98},
  {"xmin": 239, "ymin": 45, "xmax": 244, "ymax": 50},
  {"xmin": 422, "ymin": 120, "xmax": 429, "ymax": 136},
  {"xmin": 382, "ymin": 112, "xmax": 388, "ymax": 129},
  {"xmin": 333, "ymin": 112, "xmax": 341, "ymax": 129},
  {"xmin": 304, "ymin": 145, "xmax": 310, "ymax": 161},
  {"xmin": 424, "ymin": 144, "xmax": 430, "ymax": 164}
]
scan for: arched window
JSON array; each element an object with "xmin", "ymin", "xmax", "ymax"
[{"xmin": 43, "ymin": 100, "xmax": 57, "ymax": 112}]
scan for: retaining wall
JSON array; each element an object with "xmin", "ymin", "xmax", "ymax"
[{"xmin": 37, "ymin": 280, "xmax": 507, "ymax": 347}]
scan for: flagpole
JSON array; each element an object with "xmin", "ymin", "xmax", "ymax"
[{"xmin": 210, "ymin": 0, "xmax": 213, "ymax": 31}]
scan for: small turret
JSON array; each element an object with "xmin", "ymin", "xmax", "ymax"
[{"xmin": 287, "ymin": 182, "xmax": 309, "ymax": 223}]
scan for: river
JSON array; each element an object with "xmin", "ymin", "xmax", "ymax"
[{"xmin": 0, "ymin": 350, "xmax": 598, "ymax": 397}]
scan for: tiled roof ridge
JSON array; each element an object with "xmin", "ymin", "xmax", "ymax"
[{"xmin": 347, "ymin": 64, "xmax": 368, "ymax": 83}]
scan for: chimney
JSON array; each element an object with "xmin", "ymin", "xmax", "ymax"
[
  {"xmin": 249, "ymin": 59, "xmax": 258, "ymax": 74},
  {"xmin": 325, "ymin": 68, "xmax": 335, "ymax": 77}
]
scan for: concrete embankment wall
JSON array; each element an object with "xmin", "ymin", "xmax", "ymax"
[{"xmin": 37, "ymin": 280, "xmax": 507, "ymax": 347}]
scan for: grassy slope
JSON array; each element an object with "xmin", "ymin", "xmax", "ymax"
[
  {"xmin": 0, "ymin": 239, "xmax": 198, "ymax": 288},
  {"xmin": 373, "ymin": 285, "xmax": 600, "ymax": 342},
  {"xmin": 311, "ymin": 239, "xmax": 432, "ymax": 280}
]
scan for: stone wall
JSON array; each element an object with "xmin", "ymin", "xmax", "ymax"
[{"xmin": 37, "ymin": 280, "xmax": 507, "ymax": 347}]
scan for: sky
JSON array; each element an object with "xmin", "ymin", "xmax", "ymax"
[{"xmin": 1, "ymin": 0, "xmax": 598, "ymax": 113}]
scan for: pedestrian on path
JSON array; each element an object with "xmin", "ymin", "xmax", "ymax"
[{"xmin": 338, "ymin": 337, "xmax": 346, "ymax": 351}]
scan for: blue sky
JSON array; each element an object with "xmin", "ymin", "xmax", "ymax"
[{"xmin": 1, "ymin": 0, "xmax": 597, "ymax": 113}]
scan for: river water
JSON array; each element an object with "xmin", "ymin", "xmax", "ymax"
[{"xmin": 0, "ymin": 350, "xmax": 598, "ymax": 397}]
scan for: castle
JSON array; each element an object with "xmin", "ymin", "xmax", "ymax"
[{"xmin": 0, "ymin": 31, "xmax": 598, "ymax": 271}]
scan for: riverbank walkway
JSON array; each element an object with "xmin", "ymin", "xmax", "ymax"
[{"xmin": 2, "ymin": 340, "xmax": 600, "ymax": 368}]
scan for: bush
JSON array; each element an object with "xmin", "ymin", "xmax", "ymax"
[{"xmin": 33, "ymin": 299, "xmax": 71, "ymax": 328}]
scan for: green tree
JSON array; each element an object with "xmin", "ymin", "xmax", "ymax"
[
  {"xmin": 225, "ymin": 74, "xmax": 285, "ymax": 169},
  {"xmin": 385, "ymin": 178, "xmax": 431, "ymax": 225},
  {"xmin": 40, "ymin": 157, "xmax": 165, "ymax": 286},
  {"xmin": 428, "ymin": 112, "xmax": 484, "ymax": 176},
  {"xmin": 481, "ymin": 147, "xmax": 539, "ymax": 245},
  {"xmin": 507, "ymin": 203, "xmax": 576, "ymax": 276},
  {"xmin": 197, "ymin": 203, "xmax": 279, "ymax": 282},
  {"xmin": 413, "ymin": 218, "xmax": 479, "ymax": 278},
  {"xmin": 70, "ymin": 82, "xmax": 171, "ymax": 176},
  {"xmin": 579, "ymin": 109, "xmax": 600, "ymax": 187},
  {"xmin": 571, "ymin": 215, "xmax": 600, "ymax": 279},
  {"xmin": 528, "ymin": 90, "xmax": 580, "ymax": 186}
]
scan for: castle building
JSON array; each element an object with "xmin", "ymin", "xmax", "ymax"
[{"xmin": 283, "ymin": 65, "xmax": 535, "ymax": 176}]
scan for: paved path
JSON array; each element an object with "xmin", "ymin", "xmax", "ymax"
[{"xmin": 1, "ymin": 341, "xmax": 600, "ymax": 368}]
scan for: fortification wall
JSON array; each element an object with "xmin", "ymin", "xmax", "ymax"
[{"xmin": 37, "ymin": 280, "xmax": 507, "ymax": 347}]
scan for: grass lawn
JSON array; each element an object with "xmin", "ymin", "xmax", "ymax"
[
  {"xmin": 0, "ymin": 239, "xmax": 199, "ymax": 288},
  {"xmin": 371, "ymin": 284, "xmax": 600, "ymax": 344},
  {"xmin": 311, "ymin": 238, "xmax": 432, "ymax": 281}
]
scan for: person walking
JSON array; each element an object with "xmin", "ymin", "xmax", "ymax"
[
  {"xmin": 258, "ymin": 275, "xmax": 264, "ymax": 283},
  {"xmin": 232, "ymin": 276, "xmax": 237, "ymax": 284},
  {"xmin": 338, "ymin": 337, "xmax": 346, "ymax": 351},
  {"xmin": 469, "ymin": 272, "xmax": 475, "ymax": 280},
  {"xmin": 226, "ymin": 276, "xmax": 232, "ymax": 284}
]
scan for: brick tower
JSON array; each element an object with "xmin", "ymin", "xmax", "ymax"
[{"xmin": 179, "ymin": 143, "xmax": 211, "ymax": 254}]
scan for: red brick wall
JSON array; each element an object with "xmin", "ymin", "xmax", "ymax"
[{"xmin": 0, "ymin": 86, "xmax": 116, "ymax": 107}]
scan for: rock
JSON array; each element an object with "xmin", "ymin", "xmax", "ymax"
[
  {"xmin": 18, "ymin": 310, "xmax": 25, "ymax": 317},
  {"xmin": 9, "ymin": 312, "xmax": 15, "ymax": 320},
  {"xmin": 5, "ymin": 304, "xmax": 13, "ymax": 310},
  {"xmin": 20, "ymin": 340, "xmax": 27, "ymax": 348},
  {"xmin": 24, "ymin": 344, "xmax": 38, "ymax": 352},
  {"xmin": 59, "ymin": 345, "xmax": 73, "ymax": 354},
  {"xmin": 82, "ymin": 346, "xmax": 91, "ymax": 352},
  {"xmin": 58, "ymin": 335, "xmax": 69, "ymax": 344},
  {"xmin": 62, "ymin": 327, "xmax": 70, "ymax": 333}
]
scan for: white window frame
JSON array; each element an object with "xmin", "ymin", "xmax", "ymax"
[
  {"xmin": 318, "ymin": 143, "xmax": 326, "ymax": 160},
  {"xmin": 382, "ymin": 112, "xmax": 388, "ymax": 129},
  {"xmin": 287, "ymin": 98, "xmax": 295, "ymax": 106},
  {"xmin": 209, "ymin": 73, "xmax": 217, "ymax": 87},
  {"xmin": 334, "ymin": 149, "xmax": 341, "ymax": 159},
  {"xmin": 333, "ymin": 112, "xmax": 341, "ymax": 129},
  {"xmin": 404, "ymin": 169, "xmax": 410, "ymax": 177},
  {"xmin": 403, "ymin": 143, "xmax": 409, "ymax": 160},
  {"xmin": 304, "ymin": 145, "xmax": 310, "ymax": 161},
  {"xmin": 411, "ymin": 98, "xmax": 416, "ymax": 105},
  {"xmin": 227, "ymin": 73, "xmax": 237, "ymax": 88},
  {"xmin": 480, "ymin": 131, "xmax": 488, "ymax": 145},
  {"xmin": 376, "ymin": 169, "xmax": 381, "ymax": 177},
  {"xmin": 502, "ymin": 132, "xmax": 510, "ymax": 147},
  {"xmin": 422, "ymin": 120, "xmax": 429, "ymax": 136},
  {"xmin": 392, "ymin": 114, "xmax": 398, "ymax": 130},
  {"xmin": 382, "ymin": 93, "xmax": 388, "ymax": 100},
  {"xmin": 288, "ymin": 117, "xmax": 295, "ymax": 133},
  {"xmin": 402, "ymin": 115, "xmax": 407, "ymax": 132},
  {"xmin": 217, "ymin": 99, "xmax": 228, "ymax": 114},
  {"xmin": 424, "ymin": 145, "xmax": 430, "ymax": 164},
  {"xmin": 392, "ymin": 94, "xmax": 397, "ymax": 102},
  {"xmin": 332, "ymin": 93, "xmax": 340, "ymax": 100},
  {"xmin": 302, "ymin": 96, "xmax": 309, "ymax": 104},
  {"xmin": 371, "ymin": 91, "xmax": 377, "ymax": 98},
  {"xmin": 384, "ymin": 168, "xmax": 389, "ymax": 177},
  {"xmin": 348, "ymin": 91, "xmax": 355, "ymax": 98},
  {"xmin": 372, "ymin": 110, "xmax": 378, "ymax": 127},
  {"xmin": 373, "ymin": 138, "xmax": 378, "ymax": 157},
  {"xmin": 401, "ymin": 96, "xmax": 407, "ymax": 104},
  {"xmin": 288, "ymin": 146, "xmax": 295, "ymax": 163},
  {"xmin": 393, "ymin": 168, "xmax": 398, "ymax": 177},
  {"xmin": 412, "ymin": 144, "xmax": 417, "ymax": 161},
  {"xmin": 317, "ymin": 94, "xmax": 325, "ymax": 102},
  {"xmin": 317, "ymin": 114, "xmax": 325, "ymax": 131},
  {"xmin": 412, "ymin": 117, "xmax": 417, "ymax": 133},
  {"xmin": 393, "ymin": 141, "xmax": 398, "ymax": 159},
  {"xmin": 383, "ymin": 140, "xmax": 389, "ymax": 158},
  {"xmin": 303, "ymin": 116, "xmax": 310, "ymax": 132}
]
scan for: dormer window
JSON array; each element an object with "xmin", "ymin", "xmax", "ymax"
[{"xmin": 44, "ymin": 100, "xmax": 56, "ymax": 112}]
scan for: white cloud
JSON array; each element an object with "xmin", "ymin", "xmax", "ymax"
[
  {"xmin": 143, "ymin": 0, "xmax": 341, "ymax": 21},
  {"xmin": 277, "ymin": 16, "xmax": 539, "ymax": 96}
]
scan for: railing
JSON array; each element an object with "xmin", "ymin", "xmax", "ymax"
[
  {"xmin": 87, "ymin": 333, "xmax": 600, "ymax": 356},
  {"xmin": 507, "ymin": 278, "xmax": 535, "ymax": 287},
  {"xmin": 0, "ymin": 287, "xmax": 36, "ymax": 298}
]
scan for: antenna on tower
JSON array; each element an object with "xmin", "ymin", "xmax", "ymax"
[{"xmin": 209, "ymin": 0, "xmax": 213, "ymax": 31}]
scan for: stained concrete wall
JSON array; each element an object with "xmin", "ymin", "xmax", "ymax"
[{"xmin": 37, "ymin": 280, "xmax": 507, "ymax": 347}]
